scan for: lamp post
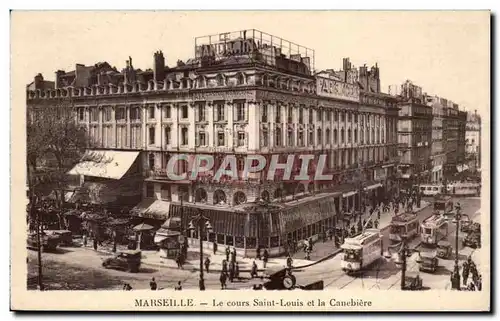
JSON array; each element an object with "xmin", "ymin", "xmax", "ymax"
[
  {"xmin": 385, "ymin": 237, "xmax": 421, "ymax": 290},
  {"xmin": 450, "ymin": 203, "xmax": 469, "ymax": 290},
  {"xmin": 187, "ymin": 210, "xmax": 213, "ymax": 291}
]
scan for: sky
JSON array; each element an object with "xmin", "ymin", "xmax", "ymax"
[{"xmin": 12, "ymin": 11, "xmax": 490, "ymax": 114}]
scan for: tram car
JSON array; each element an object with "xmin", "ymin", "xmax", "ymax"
[
  {"xmin": 389, "ymin": 212, "xmax": 420, "ymax": 243},
  {"xmin": 340, "ymin": 229, "xmax": 383, "ymax": 274},
  {"xmin": 420, "ymin": 214, "xmax": 449, "ymax": 246}
]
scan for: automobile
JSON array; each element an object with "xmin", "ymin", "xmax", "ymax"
[
  {"xmin": 460, "ymin": 220, "xmax": 473, "ymax": 233},
  {"xmin": 418, "ymin": 251, "xmax": 439, "ymax": 273},
  {"xmin": 27, "ymin": 232, "xmax": 60, "ymax": 252},
  {"xmin": 45, "ymin": 230, "xmax": 73, "ymax": 246},
  {"xmin": 102, "ymin": 250, "xmax": 142, "ymax": 273},
  {"xmin": 403, "ymin": 272, "xmax": 423, "ymax": 291},
  {"xmin": 436, "ymin": 240, "xmax": 453, "ymax": 259},
  {"xmin": 462, "ymin": 232, "xmax": 481, "ymax": 249}
]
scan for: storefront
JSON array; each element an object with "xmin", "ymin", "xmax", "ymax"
[{"xmin": 168, "ymin": 192, "xmax": 338, "ymax": 257}]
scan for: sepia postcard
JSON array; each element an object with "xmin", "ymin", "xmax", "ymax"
[{"xmin": 10, "ymin": 10, "xmax": 491, "ymax": 312}]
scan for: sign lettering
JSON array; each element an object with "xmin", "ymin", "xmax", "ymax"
[
  {"xmin": 316, "ymin": 77, "xmax": 360, "ymax": 102},
  {"xmin": 196, "ymin": 38, "xmax": 262, "ymax": 59}
]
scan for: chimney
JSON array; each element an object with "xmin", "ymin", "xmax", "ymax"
[
  {"xmin": 153, "ymin": 50, "xmax": 166, "ymax": 82},
  {"xmin": 34, "ymin": 73, "xmax": 44, "ymax": 90},
  {"xmin": 342, "ymin": 58, "xmax": 351, "ymax": 71},
  {"xmin": 55, "ymin": 70, "xmax": 65, "ymax": 89}
]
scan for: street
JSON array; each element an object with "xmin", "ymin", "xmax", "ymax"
[{"xmin": 27, "ymin": 197, "xmax": 481, "ymax": 291}]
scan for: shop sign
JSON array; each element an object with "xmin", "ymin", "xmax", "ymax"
[
  {"xmin": 316, "ymin": 76, "xmax": 360, "ymax": 102},
  {"xmin": 374, "ymin": 168, "xmax": 387, "ymax": 181}
]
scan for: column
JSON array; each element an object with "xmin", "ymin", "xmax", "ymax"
[
  {"xmin": 171, "ymin": 103, "xmax": 179, "ymax": 149},
  {"xmin": 207, "ymin": 101, "xmax": 214, "ymax": 147},
  {"xmin": 98, "ymin": 105, "xmax": 103, "ymax": 147},
  {"xmin": 269, "ymin": 100, "xmax": 275, "ymax": 148},
  {"xmin": 227, "ymin": 100, "xmax": 234, "ymax": 148},
  {"xmin": 247, "ymin": 101, "xmax": 258, "ymax": 150},
  {"xmin": 291, "ymin": 103, "xmax": 297, "ymax": 147},
  {"xmin": 126, "ymin": 105, "xmax": 131, "ymax": 148},
  {"xmin": 188, "ymin": 102, "xmax": 196, "ymax": 149},
  {"xmin": 142, "ymin": 104, "xmax": 147, "ymax": 150}
]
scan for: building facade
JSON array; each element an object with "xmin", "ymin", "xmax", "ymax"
[
  {"xmin": 390, "ymin": 80, "xmax": 433, "ymax": 186},
  {"xmin": 425, "ymin": 95, "xmax": 446, "ymax": 183},
  {"xmin": 27, "ymin": 30, "xmax": 400, "ymax": 256},
  {"xmin": 465, "ymin": 110, "xmax": 481, "ymax": 171}
]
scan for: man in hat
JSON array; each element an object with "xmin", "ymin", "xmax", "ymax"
[{"xmin": 149, "ymin": 277, "xmax": 157, "ymax": 290}]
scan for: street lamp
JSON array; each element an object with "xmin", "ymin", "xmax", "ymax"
[
  {"xmin": 384, "ymin": 237, "xmax": 421, "ymax": 290},
  {"xmin": 450, "ymin": 203, "xmax": 470, "ymax": 290},
  {"xmin": 187, "ymin": 210, "xmax": 213, "ymax": 291}
]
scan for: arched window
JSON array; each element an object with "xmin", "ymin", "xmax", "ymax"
[
  {"xmin": 195, "ymin": 188, "xmax": 208, "ymax": 203},
  {"xmin": 326, "ymin": 128, "xmax": 331, "ymax": 144},
  {"xmin": 317, "ymin": 128, "xmax": 322, "ymax": 145},
  {"xmin": 233, "ymin": 191, "xmax": 247, "ymax": 205},
  {"xmin": 341, "ymin": 128, "xmax": 345, "ymax": 144},
  {"xmin": 333, "ymin": 129, "xmax": 338, "ymax": 144},
  {"xmin": 348, "ymin": 128, "xmax": 352, "ymax": 143},
  {"xmin": 261, "ymin": 190, "xmax": 270, "ymax": 202},
  {"xmin": 213, "ymin": 189, "xmax": 227, "ymax": 205}
]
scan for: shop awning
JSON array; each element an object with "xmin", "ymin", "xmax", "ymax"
[
  {"xmin": 67, "ymin": 150, "xmax": 140, "ymax": 180},
  {"xmin": 432, "ymin": 165, "xmax": 443, "ymax": 172},
  {"xmin": 364, "ymin": 183, "xmax": 383, "ymax": 191},
  {"xmin": 342, "ymin": 191, "xmax": 358, "ymax": 198},
  {"xmin": 131, "ymin": 199, "xmax": 171, "ymax": 219}
]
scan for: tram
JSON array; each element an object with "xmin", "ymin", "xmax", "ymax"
[
  {"xmin": 388, "ymin": 212, "xmax": 420, "ymax": 243},
  {"xmin": 340, "ymin": 229, "xmax": 383, "ymax": 274},
  {"xmin": 420, "ymin": 215, "xmax": 449, "ymax": 246}
]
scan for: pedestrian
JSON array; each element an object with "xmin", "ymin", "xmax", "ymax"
[
  {"xmin": 174, "ymin": 281, "xmax": 182, "ymax": 291},
  {"xmin": 229, "ymin": 261, "xmax": 235, "ymax": 282},
  {"xmin": 93, "ymin": 238, "xmax": 98, "ymax": 251},
  {"xmin": 328, "ymin": 229, "xmax": 333, "ymax": 241},
  {"xmin": 256, "ymin": 246, "xmax": 262, "ymax": 260},
  {"xmin": 213, "ymin": 241, "xmax": 218, "ymax": 255},
  {"xmin": 250, "ymin": 260, "xmax": 258, "ymax": 278},
  {"xmin": 204, "ymin": 257, "xmax": 211, "ymax": 274},
  {"xmin": 123, "ymin": 283, "xmax": 132, "ymax": 291},
  {"xmin": 225, "ymin": 246, "xmax": 230, "ymax": 261},
  {"xmin": 149, "ymin": 277, "xmax": 157, "ymax": 290},
  {"xmin": 286, "ymin": 255, "xmax": 293, "ymax": 269},
  {"xmin": 222, "ymin": 259, "xmax": 228, "ymax": 275},
  {"xmin": 82, "ymin": 233, "xmax": 88, "ymax": 247},
  {"xmin": 231, "ymin": 248, "xmax": 237, "ymax": 263},
  {"xmin": 234, "ymin": 262, "xmax": 240, "ymax": 281},
  {"xmin": 374, "ymin": 220, "xmax": 379, "ymax": 229},
  {"xmin": 176, "ymin": 254, "xmax": 183, "ymax": 269},
  {"xmin": 220, "ymin": 271, "xmax": 228, "ymax": 289},
  {"xmin": 263, "ymin": 249, "xmax": 269, "ymax": 268}
]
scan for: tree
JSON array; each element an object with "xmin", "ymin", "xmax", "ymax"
[{"xmin": 27, "ymin": 101, "xmax": 90, "ymax": 228}]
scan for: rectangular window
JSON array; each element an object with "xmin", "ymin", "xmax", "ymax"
[
  {"xmin": 130, "ymin": 107, "xmax": 140, "ymax": 121},
  {"xmin": 326, "ymin": 110, "xmax": 331, "ymax": 122},
  {"xmin": 261, "ymin": 130, "xmax": 268, "ymax": 147},
  {"xmin": 148, "ymin": 105, "xmax": 155, "ymax": 119},
  {"xmin": 104, "ymin": 107, "xmax": 112, "ymax": 122},
  {"xmin": 181, "ymin": 105, "xmax": 188, "ymax": 119},
  {"xmin": 165, "ymin": 105, "xmax": 171, "ymax": 119},
  {"xmin": 161, "ymin": 185, "xmax": 171, "ymax": 201},
  {"xmin": 78, "ymin": 108, "xmax": 85, "ymax": 121},
  {"xmin": 287, "ymin": 129, "xmax": 294, "ymax": 146},
  {"xmin": 90, "ymin": 108, "xmax": 98, "ymax": 122},
  {"xmin": 262, "ymin": 104, "xmax": 268, "ymax": 122},
  {"xmin": 238, "ymin": 132, "xmax": 246, "ymax": 147},
  {"xmin": 317, "ymin": 110, "xmax": 322, "ymax": 121},
  {"xmin": 198, "ymin": 132, "xmax": 206, "ymax": 146},
  {"xmin": 236, "ymin": 102, "xmax": 245, "ymax": 121},
  {"xmin": 217, "ymin": 132, "xmax": 225, "ymax": 146},
  {"xmin": 309, "ymin": 131, "xmax": 314, "ymax": 145},
  {"xmin": 298, "ymin": 131, "xmax": 304, "ymax": 146},
  {"xmin": 299, "ymin": 109, "xmax": 304, "ymax": 124},
  {"xmin": 198, "ymin": 104, "xmax": 206, "ymax": 122},
  {"xmin": 181, "ymin": 127, "xmax": 188, "ymax": 145},
  {"xmin": 287, "ymin": 106, "xmax": 293, "ymax": 123},
  {"xmin": 216, "ymin": 103, "xmax": 224, "ymax": 121},
  {"xmin": 309, "ymin": 109, "xmax": 313, "ymax": 124},
  {"xmin": 164, "ymin": 126, "xmax": 171, "ymax": 145},
  {"xmin": 115, "ymin": 107, "xmax": 126, "ymax": 121},
  {"xmin": 149, "ymin": 127, "xmax": 155, "ymax": 145},
  {"xmin": 275, "ymin": 105, "xmax": 281, "ymax": 123}
]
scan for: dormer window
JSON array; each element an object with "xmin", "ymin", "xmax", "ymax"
[
  {"xmin": 237, "ymin": 73, "xmax": 245, "ymax": 85},
  {"xmin": 216, "ymin": 74, "xmax": 224, "ymax": 86}
]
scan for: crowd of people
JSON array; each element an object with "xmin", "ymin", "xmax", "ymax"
[{"xmin": 460, "ymin": 256, "xmax": 482, "ymax": 291}]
